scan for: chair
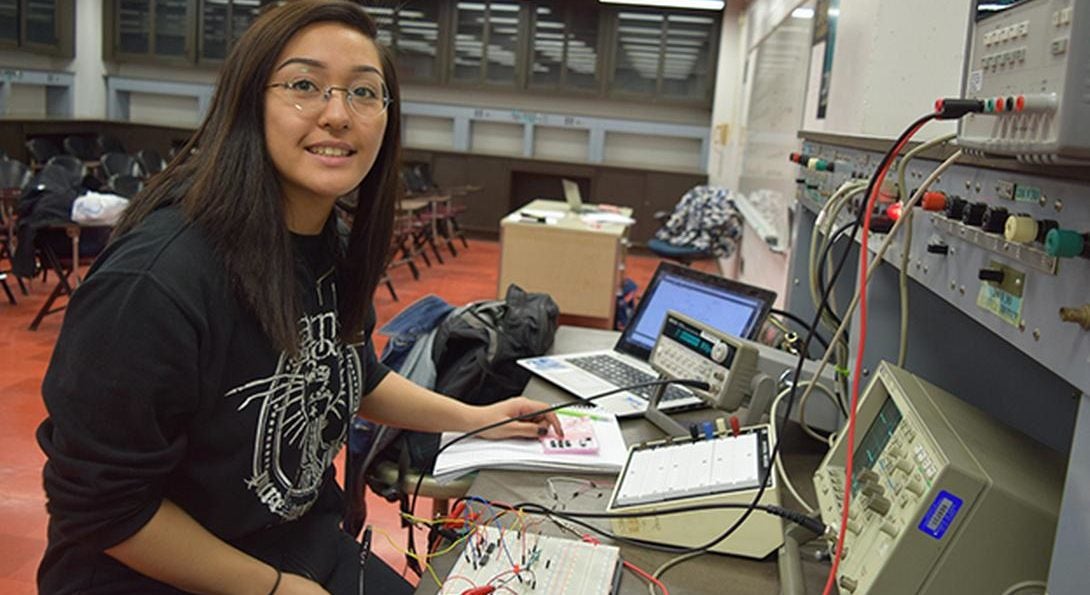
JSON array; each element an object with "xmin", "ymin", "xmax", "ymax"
[
  {"xmin": 0, "ymin": 159, "xmax": 32, "ymax": 303},
  {"xmin": 95, "ymin": 133, "xmax": 126, "ymax": 155},
  {"xmin": 648, "ymin": 185, "xmax": 742, "ymax": 268},
  {"xmin": 44, "ymin": 154, "xmax": 85, "ymax": 181},
  {"xmin": 388, "ymin": 213, "xmax": 421, "ymax": 280},
  {"xmin": 107, "ymin": 174, "xmax": 144, "ymax": 198},
  {"xmin": 62, "ymin": 135, "xmax": 99, "ymax": 162},
  {"xmin": 410, "ymin": 163, "xmax": 473, "ymax": 256},
  {"xmin": 25, "ymin": 138, "xmax": 61, "ymax": 168},
  {"xmin": 136, "ymin": 148, "xmax": 166, "ymax": 176},
  {"xmin": 27, "ymin": 223, "xmax": 111, "ymax": 330},
  {"xmin": 101, "ymin": 152, "xmax": 145, "ymax": 179}
]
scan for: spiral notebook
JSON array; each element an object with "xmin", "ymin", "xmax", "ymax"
[{"xmin": 432, "ymin": 406, "xmax": 627, "ymax": 483}]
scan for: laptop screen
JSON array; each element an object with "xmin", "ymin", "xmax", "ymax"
[
  {"xmin": 616, "ymin": 262, "xmax": 776, "ymax": 361},
  {"xmin": 562, "ymin": 179, "xmax": 583, "ymax": 211}
]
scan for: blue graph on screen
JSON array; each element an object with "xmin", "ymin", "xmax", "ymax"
[{"xmin": 628, "ymin": 274, "xmax": 763, "ymax": 351}]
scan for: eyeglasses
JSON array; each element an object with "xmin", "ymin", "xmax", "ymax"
[{"xmin": 266, "ymin": 73, "xmax": 392, "ymax": 119}]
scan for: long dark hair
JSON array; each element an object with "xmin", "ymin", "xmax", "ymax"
[{"xmin": 114, "ymin": 0, "xmax": 401, "ymax": 354}]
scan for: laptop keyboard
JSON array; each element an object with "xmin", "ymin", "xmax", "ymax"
[{"xmin": 567, "ymin": 355, "xmax": 695, "ymax": 403}]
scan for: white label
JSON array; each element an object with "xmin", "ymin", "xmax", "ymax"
[{"xmin": 968, "ymin": 70, "xmax": 984, "ymax": 93}]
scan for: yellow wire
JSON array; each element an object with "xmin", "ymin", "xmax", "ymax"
[{"xmin": 373, "ymin": 526, "xmax": 445, "ymax": 587}]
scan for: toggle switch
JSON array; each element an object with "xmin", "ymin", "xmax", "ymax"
[{"xmin": 979, "ymin": 268, "xmax": 1006, "ymax": 283}]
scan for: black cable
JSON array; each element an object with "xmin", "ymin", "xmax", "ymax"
[
  {"xmin": 813, "ymin": 219, "xmax": 856, "ymax": 329},
  {"xmin": 769, "ymin": 307, "xmax": 830, "ymax": 354},
  {"xmin": 404, "ymin": 376, "xmax": 711, "ymax": 573},
  {"xmin": 513, "ymin": 501, "xmax": 827, "ymax": 539}
]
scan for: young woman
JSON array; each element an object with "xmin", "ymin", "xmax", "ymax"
[{"xmin": 36, "ymin": 2, "xmax": 558, "ymax": 593}]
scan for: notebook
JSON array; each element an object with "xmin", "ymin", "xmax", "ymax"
[
  {"xmin": 432, "ymin": 406, "xmax": 627, "ymax": 482},
  {"xmin": 562, "ymin": 178, "xmax": 599, "ymax": 214},
  {"xmin": 518, "ymin": 262, "xmax": 776, "ymax": 418}
]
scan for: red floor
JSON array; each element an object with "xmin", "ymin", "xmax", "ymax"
[{"xmin": 0, "ymin": 237, "xmax": 689, "ymax": 592}]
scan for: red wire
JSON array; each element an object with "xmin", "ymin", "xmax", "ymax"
[
  {"xmin": 820, "ymin": 120, "xmax": 928, "ymax": 595},
  {"xmin": 623, "ymin": 560, "xmax": 670, "ymax": 595}
]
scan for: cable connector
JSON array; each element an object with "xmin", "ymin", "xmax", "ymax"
[
  {"xmin": 933, "ymin": 98, "xmax": 985, "ymax": 119},
  {"xmin": 766, "ymin": 505, "xmax": 828, "ymax": 536}
]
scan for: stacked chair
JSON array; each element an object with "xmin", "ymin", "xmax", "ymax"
[
  {"xmin": 8, "ymin": 131, "xmax": 173, "ymax": 325},
  {"xmin": 0, "ymin": 157, "xmax": 32, "ymax": 303}
]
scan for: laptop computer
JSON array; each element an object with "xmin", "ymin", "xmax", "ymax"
[
  {"xmin": 562, "ymin": 179, "xmax": 599, "ymax": 214},
  {"xmin": 519, "ymin": 262, "xmax": 777, "ymax": 418}
]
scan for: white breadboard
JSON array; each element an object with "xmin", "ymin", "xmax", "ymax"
[{"xmin": 439, "ymin": 525, "xmax": 620, "ymax": 595}]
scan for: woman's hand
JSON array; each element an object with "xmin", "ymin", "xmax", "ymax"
[
  {"xmin": 276, "ymin": 572, "xmax": 330, "ymax": 594},
  {"xmin": 473, "ymin": 397, "xmax": 563, "ymax": 440}
]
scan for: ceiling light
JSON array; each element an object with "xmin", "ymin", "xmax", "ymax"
[
  {"xmin": 792, "ymin": 7, "xmax": 815, "ymax": 19},
  {"xmin": 600, "ymin": 0, "xmax": 724, "ymax": 10}
]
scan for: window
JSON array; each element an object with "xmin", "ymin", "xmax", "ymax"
[
  {"xmin": 200, "ymin": 0, "xmax": 262, "ymax": 61},
  {"xmin": 661, "ymin": 14, "xmax": 715, "ymax": 99},
  {"xmin": 369, "ymin": 1, "xmax": 442, "ymax": 82},
  {"xmin": 113, "ymin": 0, "xmax": 195, "ymax": 60},
  {"xmin": 529, "ymin": 0, "xmax": 601, "ymax": 92},
  {"xmin": 452, "ymin": 1, "xmax": 522, "ymax": 86},
  {"xmin": 0, "ymin": 0, "xmax": 73, "ymax": 56},
  {"xmin": 610, "ymin": 8, "xmax": 717, "ymax": 101},
  {"xmin": 99, "ymin": 1, "xmax": 719, "ymax": 107}
]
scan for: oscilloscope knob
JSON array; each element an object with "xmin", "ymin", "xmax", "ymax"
[
  {"xmin": 867, "ymin": 495, "xmax": 892, "ymax": 516},
  {"xmin": 711, "ymin": 341, "xmax": 728, "ymax": 363}
]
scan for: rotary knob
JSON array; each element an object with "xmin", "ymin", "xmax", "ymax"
[
  {"xmin": 711, "ymin": 341, "xmax": 729, "ymax": 363},
  {"xmin": 861, "ymin": 483, "xmax": 885, "ymax": 497},
  {"xmin": 867, "ymin": 495, "xmax": 892, "ymax": 516},
  {"xmin": 857, "ymin": 469, "xmax": 879, "ymax": 484}
]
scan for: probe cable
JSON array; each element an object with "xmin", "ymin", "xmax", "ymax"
[
  {"xmin": 813, "ymin": 97, "xmax": 986, "ymax": 593},
  {"xmin": 813, "ymin": 148, "xmax": 964, "ymax": 595}
]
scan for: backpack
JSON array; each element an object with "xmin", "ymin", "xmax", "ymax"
[
  {"xmin": 396, "ymin": 284, "xmax": 559, "ymax": 470},
  {"xmin": 342, "ymin": 285, "xmax": 559, "ymax": 538},
  {"xmin": 432, "ymin": 284, "xmax": 559, "ymax": 406}
]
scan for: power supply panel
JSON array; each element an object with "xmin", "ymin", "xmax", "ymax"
[
  {"xmin": 793, "ymin": 138, "xmax": 1090, "ymax": 397},
  {"xmin": 957, "ymin": 0, "xmax": 1090, "ymax": 162}
]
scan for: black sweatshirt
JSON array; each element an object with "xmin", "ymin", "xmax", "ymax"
[{"xmin": 36, "ymin": 206, "xmax": 391, "ymax": 593}]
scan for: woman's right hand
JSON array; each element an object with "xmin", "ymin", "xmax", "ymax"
[{"xmin": 276, "ymin": 572, "xmax": 331, "ymax": 595}]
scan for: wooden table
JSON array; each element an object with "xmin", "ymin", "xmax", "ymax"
[{"xmin": 498, "ymin": 200, "xmax": 633, "ymax": 323}]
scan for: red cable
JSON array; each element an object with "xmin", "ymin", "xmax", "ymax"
[
  {"xmin": 820, "ymin": 120, "xmax": 927, "ymax": 595},
  {"xmin": 623, "ymin": 560, "xmax": 670, "ymax": 595}
]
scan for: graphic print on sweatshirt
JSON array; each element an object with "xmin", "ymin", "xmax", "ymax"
[{"xmin": 227, "ymin": 309, "xmax": 363, "ymax": 520}]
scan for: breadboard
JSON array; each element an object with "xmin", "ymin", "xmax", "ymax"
[
  {"xmin": 440, "ymin": 525, "xmax": 620, "ymax": 595},
  {"xmin": 606, "ymin": 424, "xmax": 784, "ymax": 559}
]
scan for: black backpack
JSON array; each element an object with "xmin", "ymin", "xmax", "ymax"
[
  {"xmin": 343, "ymin": 285, "xmax": 558, "ymax": 538},
  {"xmin": 432, "ymin": 284, "xmax": 559, "ymax": 406}
]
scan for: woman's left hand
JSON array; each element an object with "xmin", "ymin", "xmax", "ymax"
[{"xmin": 474, "ymin": 397, "xmax": 563, "ymax": 440}]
